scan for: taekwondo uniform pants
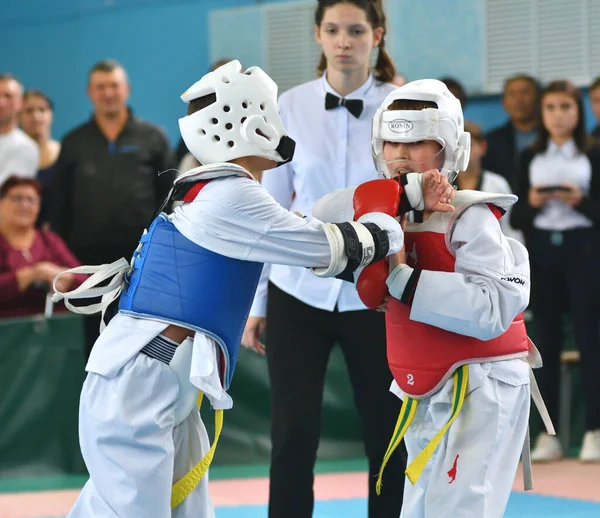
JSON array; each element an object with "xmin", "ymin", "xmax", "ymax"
[
  {"xmin": 67, "ymin": 349, "xmax": 214, "ymax": 518},
  {"xmin": 397, "ymin": 359, "xmax": 531, "ymax": 518}
]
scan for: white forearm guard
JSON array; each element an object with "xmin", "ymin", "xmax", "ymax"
[{"xmin": 312, "ymin": 220, "xmax": 390, "ymax": 280}]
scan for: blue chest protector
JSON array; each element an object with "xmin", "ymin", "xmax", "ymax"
[{"xmin": 119, "ymin": 213, "xmax": 263, "ymax": 389}]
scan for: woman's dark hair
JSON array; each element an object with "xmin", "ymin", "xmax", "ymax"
[
  {"xmin": 315, "ymin": 0, "xmax": 395, "ymax": 83},
  {"xmin": 0, "ymin": 175, "xmax": 42, "ymax": 199},
  {"xmin": 23, "ymin": 89, "xmax": 54, "ymax": 111},
  {"xmin": 533, "ymin": 80, "xmax": 588, "ymax": 154}
]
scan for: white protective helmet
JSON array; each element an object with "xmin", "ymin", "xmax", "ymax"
[
  {"xmin": 178, "ymin": 60, "xmax": 295, "ymax": 166},
  {"xmin": 372, "ymin": 79, "xmax": 471, "ymax": 181}
]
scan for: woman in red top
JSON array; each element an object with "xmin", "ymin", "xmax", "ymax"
[{"xmin": 0, "ymin": 175, "xmax": 86, "ymax": 318}]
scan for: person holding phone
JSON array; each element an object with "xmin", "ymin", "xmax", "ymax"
[{"xmin": 511, "ymin": 80, "xmax": 600, "ymax": 463}]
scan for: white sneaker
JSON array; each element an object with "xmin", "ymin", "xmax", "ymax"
[
  {"xmin": 579, "ymin": 430, "xmax": 600, "ymax": 462},
  {"xmin": 531, "ymin": 433, "xmax": 563, "ymax": 462}
]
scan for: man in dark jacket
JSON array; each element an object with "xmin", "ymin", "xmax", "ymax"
[
  {"xmin": 482, "ymin": 74, "xmax": 540, "ymax": 191},
  {"xmin": 51, "ymin": 59, "xmax": 175, "ymax": 356}
]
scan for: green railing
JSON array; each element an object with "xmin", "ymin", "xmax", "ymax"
[
  {"xmin": 0, "ymin": 313, "xmax": 584, "ymax": 478},
  {"xmin": 0, "ymin": 313, "xmax": 87, "ymax": 477}
]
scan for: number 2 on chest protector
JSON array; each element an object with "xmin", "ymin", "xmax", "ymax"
[{"xmin": 407, "ymin": 374, "xmax": 415, "ymax": 385}]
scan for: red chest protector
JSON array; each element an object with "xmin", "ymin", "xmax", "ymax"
[{"xmin": 386, "ymin": 192, "xmax": 529, "ymax": 398}]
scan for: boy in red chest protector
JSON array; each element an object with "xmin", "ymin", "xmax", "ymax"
[{"xmin": 313, "ymin": 79, "xmax": 554, "ymax": 518}]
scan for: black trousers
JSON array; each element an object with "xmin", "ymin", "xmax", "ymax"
[
  {"xmin": 266, "ymin": 283, "xmax": 406, "ymax": 518},
  {"xmin": 529, "ymin": 228, "xmax": 600, "ymax": 432}
]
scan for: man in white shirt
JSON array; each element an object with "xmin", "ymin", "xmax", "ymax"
[{"xmin": 0, "ymin": 74, "xmax": 38, "ymax": 186}]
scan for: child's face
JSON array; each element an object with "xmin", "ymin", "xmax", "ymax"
[
  {"xmin": 542, "ymin": 92, "xmax": 579, "ymax": 142},
  {"xmin": 382, "ymin": 140, "xmax": 443, "ymax": 176}
]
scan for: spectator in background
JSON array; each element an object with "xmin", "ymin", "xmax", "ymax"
[
  {"xmin": 19, "ymin": 89, "xmax": 60, "ymax": 226},
  {"xmin": 589, "ymin": 76, "xmax": 600, "ymax": 140},
  {"xmin": 175, "ymin": 58, "xmax": 237, "ymax": 166},
  {"xmin": 0, "ymin": 74, "xmax": 39, "ymax": 186},
  {"xmin": 483, "ymin": 74, "xmax": 540, "ymax": 191},
  {"xmin": 0, "ymin": 176, "xmax": 86, "ymax": 318},
  {"xmin": 511, "ymin": 80, "xmax": 600, "ymax": 463},
  {"xmin": 457, "ymin": 121, "xmax": 524, "ymax": 243},
  {"xmin": 440, "ymin": 76, "xmax": 467, "ymax": 109},
  {"xmin": 51, "ymin": 59, "xmax": 175, "ymax": 358}
]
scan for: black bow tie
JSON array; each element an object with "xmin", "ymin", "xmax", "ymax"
[{"xmin": 325, "ymin": 92, "xmax": 364, "ymax": 119}]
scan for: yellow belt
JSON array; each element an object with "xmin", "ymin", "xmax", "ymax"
[
  {"xmin": 376, "ymin": 364, "xmax": 468, "ymax": 494},
  {"xmin": 171, "ymin": 393, "xmax": 224, "ymax": 508}
]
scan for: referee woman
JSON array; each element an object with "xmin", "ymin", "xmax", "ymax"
[{"xmin": 242, "ymin": 1, "xmax": 406, "ymax": 516}]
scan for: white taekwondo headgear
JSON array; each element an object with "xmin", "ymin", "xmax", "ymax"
[
  {"xmin": 178, "ymin": 60, "xmax": 295, "ymax": 166},
  {"xmin": 372, "ymin": 79, "xmax": 471, "ymax": 180}
]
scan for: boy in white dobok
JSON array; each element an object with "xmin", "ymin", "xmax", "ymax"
[
  {"xmin": 52, "ymin": 62, "xmax": 456, "ymax": 517},
  {"xmin": 313, "ymin": 79, "xmax": 554, "ymax": 518}
]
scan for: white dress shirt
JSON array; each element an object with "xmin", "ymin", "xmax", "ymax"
[
  {"xmin": 250, "ymin": 73, "xmax": 397, "ymax": 317},
  {"xmin": 529, "ymin": 139, "xmax": 593, "ymax": 230}
]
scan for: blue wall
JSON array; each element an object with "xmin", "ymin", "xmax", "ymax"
[
  {"xmin": 0, "ymin": 0, "xmax": 262, "ymax": 144},
  {"xmin": 0, "ymin": 0, "xmax": 596, "ymax": 146},
  {"xmin": 387, "ymin": 0, "xmax": 485, "ymax": 93}
]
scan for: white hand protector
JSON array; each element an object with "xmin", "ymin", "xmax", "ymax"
[
  {"xmin": 357, "ymin": 212, "xmax": 404, "ymax": 253},
  {"xmin": 372, "ymin": 79, "xmax": 471, "ymax": 181},
  {"xmin": 178, "ymin": 60, "xmax": 295, "ymax": 166},
  {"xmin": 313, "ymin": 212, "xmax": 402, "ymax": 280}
]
